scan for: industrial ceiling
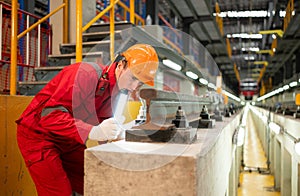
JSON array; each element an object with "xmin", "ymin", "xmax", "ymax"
[{"xmin": 159, "ymin": 0, "xmax": 300, "ymax": 95}]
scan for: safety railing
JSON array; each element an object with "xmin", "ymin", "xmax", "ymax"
[
  {"xmin": 95, "ymin": 0, "xmax": 145, "ymax": 25},
  {"xmin": 117, "ymin": 1, "xmax": 144, "ymax": 25},
  {"xmin": 9, "ymin": 0, "xmax": 68, "ymax": 95},
  {"xmin": 0, "ymin": 1, "xmax": 52, "ymax": 94},
  {"xmin": 77, "ymin": 0, "xmax": 145, "ymax": 62},
  {"xmin": 7, "ymin": 0, "xmax": 145, "ymax": 95},
  {"xmin": 78, "ymin": 0, "xmax": 118, "ymax": 62}
]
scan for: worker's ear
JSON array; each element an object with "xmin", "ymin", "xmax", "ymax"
[
  {"xmin": 115, "ymin": 61, "xmax": 126, "ymax": 79},
  {"xmin": 116, "ymin": 61, "xmax": 123, "ymax": 70},
  {"xmin": 117, "ymin": 60, "xmax": 127, "ymax": 71}
]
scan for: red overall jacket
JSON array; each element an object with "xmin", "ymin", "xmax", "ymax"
[{"xmin": 16, "ymin": 62, "xmax": 118, "ymax": 151}]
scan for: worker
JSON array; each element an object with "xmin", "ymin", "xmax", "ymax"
[{"xmin": 16, "ymin": 44, "xmax": 159, "ymax": 196}]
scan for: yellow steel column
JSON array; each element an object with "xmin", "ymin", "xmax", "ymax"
[
  {"xmin": 10, "ymin": 0, "xmax": 18, "ymax": 95},
  {"xmin": 110, "ymin": 1, "xmax": 115, "ymax": 61},
  {"xmin": 76, "ymin": 0, "xmax": 82, "ymax": 62},
  {"xmin": 63, "ymin": 0, "xmax": 69, "ymax": 43},
  {"xmin": 130, "ymin": 0, "xmax": 134, "ymax": 24}
]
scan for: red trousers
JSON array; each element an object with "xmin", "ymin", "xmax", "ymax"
[{"xmin": 17, "ymin": 124, "xmax": 85, "ymax": 196}]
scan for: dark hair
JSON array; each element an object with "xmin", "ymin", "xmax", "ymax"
[{"xmin": 113, "ymin": 54, "xmax": 126, "ymax": 63}]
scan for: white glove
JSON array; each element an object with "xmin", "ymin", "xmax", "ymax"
[
  {"xmin": 116, "ymin": 120, "xmax": 136, "ymax": 140},
  {"xmin": 89, "ymin": 118, "xmax": 120, "ymax": 141}
]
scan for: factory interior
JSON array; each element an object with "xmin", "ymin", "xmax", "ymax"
[{"xmin": 1, "ymin": 0, "xmax": 300, "ymax": 195}]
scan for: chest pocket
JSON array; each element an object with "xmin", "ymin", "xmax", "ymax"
[{"xmin": 96, "ymin": 79, "xmax": 109, "ymax": 96}]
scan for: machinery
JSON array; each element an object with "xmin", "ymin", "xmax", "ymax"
[{"xmin": 125, "ymin": 88, "xmax": 221, "ymax": 143}]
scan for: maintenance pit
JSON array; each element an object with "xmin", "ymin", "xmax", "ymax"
[{"xmin": 84, "ymin": 108, "xmax": 242, "ymax": 195}]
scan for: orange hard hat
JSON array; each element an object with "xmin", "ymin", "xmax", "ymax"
[{"xmin": 122, "ymin": 44, "xmax": 159, "ymax": 86}]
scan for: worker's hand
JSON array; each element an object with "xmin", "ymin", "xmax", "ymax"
[{"xmin": 89, "ymin": 118, "xmax": 120, "ymax": 141}]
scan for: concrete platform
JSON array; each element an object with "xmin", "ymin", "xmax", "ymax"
[{"xmin": 84, "ymin": 112, "xmax": 242, "ymax": 196}]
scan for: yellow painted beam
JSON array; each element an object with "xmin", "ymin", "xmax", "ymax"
[
  {"xmin": 296, "ymin": 93, "xmax": 300, "ymax": 106},
  {"xmin": 233, "ymin": 63, "xmax": 240, "ymax": 82},
  {"xmin": 256, "ymin": 50, "xmax": 273, "ymax": 55},
  {"xmin": 259, "ymin": 29, "xmax": 284, "ymax": 37},
  {"xmin": 110, "ymin": 0, "xmax": 115, "ymax": 62},
  {"xmin": 76, "ymin": 0, "xmax": 82, "ymax": 62},
  {"xmin": 226, "ymin": 38, "xmax": 232, "ymax": 58},
  {"xmin": 63, "ymin": 0, "xmax": 69, "ymax": 43},
  {"xmin": 257, "ymin": 65, "xmax": 266, "ymax": 84},
  {"xmin": 254, "ymin": 61, "xmax": 268, "ymax": 66},
  {"xmin": 130, "ymin": 0, "xmax": 134, "ymax": 24},
  {"xmin": 10, "ymin": 0, "xmax": 18, "ymax": 95}
]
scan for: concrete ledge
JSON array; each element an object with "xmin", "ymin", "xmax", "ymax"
[{"xmin": 84, "ymin": 112, "xmax": 241, "ymax": 195}]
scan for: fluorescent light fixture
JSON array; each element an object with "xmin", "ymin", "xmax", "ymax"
[
  {"xmin": 208, "ymin": 83, "xmax": 216, "ymax": 89},
  {"xmin": 162, "ymin": 59, "xmax": 182, "ymax": 71},
  {"xmin": 257, "ymin": 88, "xmax": 281, "ymax": 101},
  {"xmin": 280, "ymin": 11, "xmax": 286, "ymax": 17},
  {"xmin": 278, "ymin": 87, "xmax": 284, "ymax": 93},
  {"xmin": 283, "ymin": 85, "xmax": 289, "ymax": 90},
  {"xmin": 185, "ymin": 71, "xmax": 198, "ymax": 80},
  {"xmin": 199, "ymin": 78, "xmax": 208, "ymax": 85},
  {"xmin": 289, "ymin": 81, "xmax": 297, "ymax": 87},
  {"xmin": 227, "ymin": 33, "xmax": 262, "ymax": 39},
  {"xmin": 237, "ymin": 126, "xmax": 245, "ymax": 146},
  {"xmin": 242, "ymin": 47, "xmax": 260, "ymax": 52},
  {"xmin": 222, "ymin": 90, "xmax": 241, "ymax": 102},
  {"xmin": 295, "ymin": 141, "xmax": 300, "ymax": 155},
  {"xmin": 214, "ymin": 10, "xmax": 286, "ymax": 18},
  {"xmin": 215, "ymin": 10, "xmax": 268, "ymax": 18},
  {"xmin": 244, "ymin": 56, "xmax": 255, "ymax": 60},
  {"xmin": 268, "ymin": 122, "xmax": 281, "ymax": 134}
]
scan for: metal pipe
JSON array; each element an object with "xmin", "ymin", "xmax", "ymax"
[
  {"xmin": 17, "ymin": 3, "xmax": 66, "ymax": 40},
  {"xmin": 26, "ymin": 15, "xmax": 29, "ymax": 65},
  {"xmin": 110, "ymin": 0, "xmax": 115, "ymax": 62},
  {"xmin": 63, "ymin": 0, "xmax": 69, "ymax": 43},
  {"xmin": 37, "ymin": 24, "xmax": 41, "ymax": 67},
  {"xmin": 130, "ymin": 0, "xmax": 134, "ymax": 24},
  {"xmin": 10, "ymin": 0, "xmax": 18, "ymax": 95},
  {"xmin": 76, "ymin": 0, "xmax": 82, "ymax": 62}
]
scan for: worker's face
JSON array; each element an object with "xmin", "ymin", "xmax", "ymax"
[{"xmin": 116, "ymin": 61, "xmax": 143, "ymax": 93}]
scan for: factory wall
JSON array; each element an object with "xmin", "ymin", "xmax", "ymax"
[{"xmin": 0, "ymin": 95, "xmax": 36, "ymax": 195}]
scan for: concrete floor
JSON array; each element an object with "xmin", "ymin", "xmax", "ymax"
[{"xmin": 238, "ymin": 112, "xmax": 280, "ymax": 196}]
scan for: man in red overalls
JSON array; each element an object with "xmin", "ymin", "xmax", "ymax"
[{"xmin": 16, "ymin": 44, "xmax": 159, "ymax": 196}]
